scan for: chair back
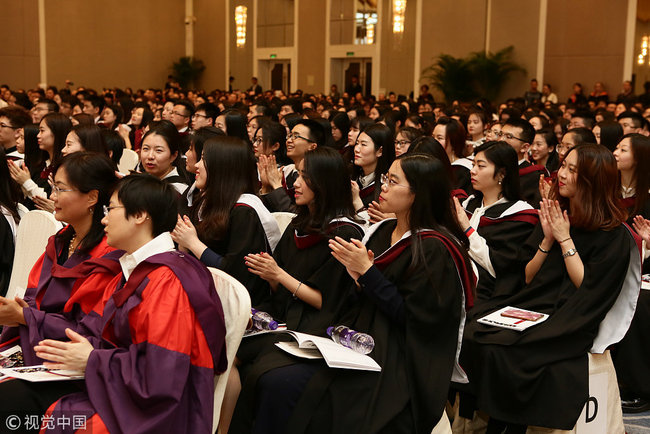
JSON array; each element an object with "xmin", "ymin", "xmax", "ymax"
[
  {"xmin": 209, "ymin": 267, "xmax": 251, "ymax": 432},
  {"xmin": 7, "ymin": 210, "xmax": 62, "ymax": 300},
  {"xmin": 271, "ymin": 212, "xmax": 295, "ymax": 235},
  {"xmin": 118, "ymin": 148, "xmax": 139, "ymax": 173}
]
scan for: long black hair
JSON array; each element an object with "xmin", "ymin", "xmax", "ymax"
[
  {"xmin": 40, "ymin": 112, "xmax": 72, "ymax": 167},
  {"xmin": 53, "ymin": 152, "xmax": 119, "ymax": 254},
  {"xmin": 222, "ymin": 109, "xmax": 250, "ymax": 145},
  {"xmin": 292, "ymin": 147, "xmax": 359, "ymax": 234},
  {"xmin": 192, "ymin": 136, "xmax": 258, "ymax": 241},
  {"xmin": 0, "ymin": 148, "xmax": 21, "ymax": 222},
  {"xmin": 353, "ymin": 123, "xmax": 395, "ymax": 182},
  {"xmin": 399, "ymin": 153, "xmax": 472, "ymax": 277}
]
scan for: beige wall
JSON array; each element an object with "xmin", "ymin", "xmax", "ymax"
[
  {"xmin": 0, "ymin": 0, "xmax": 40, "ymax": 89},
  {"xmin": 544, "ymin": 0, "xmax": 628, "ymax": 103},
  {"xmin": 195, "ymin": 0, "xmax": 227, "ymax": 90},
  {"xmin": 297, "ymin": 0, "xmax": 326, "ymax": 93},
  {"xmin": 229, "ymin": 0, "xmax": 254, "ymax": 91},
  {"xmin": 0, "ymin": 0, "xmax": 636, "ymax": 102},
  {"xmin": 488, "ymin": 0, "xmax": 540, "ymax": 102},
  {"xmin": 378, "ymin": 0, "xmax": 416, "ymax": 97},
  {"xmin": 44, "ymin": 0, "xmax": 185, "ymax": 90},
  {"xmin": 419, "ymin": 0, "xmax": 488, "ymax": 102}
]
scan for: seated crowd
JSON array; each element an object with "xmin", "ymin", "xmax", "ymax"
[{"xmin": 0, "ymin": 78, "xmax": 648, "ymax": 434}]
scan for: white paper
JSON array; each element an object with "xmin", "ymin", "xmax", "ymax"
[
  {"xmin": 477, "ymin": 306, "xmax": 549, "ymax": 331},
  {"xmin": 0, "ymin": 365, "xmax": 84, "ymax": 382}
]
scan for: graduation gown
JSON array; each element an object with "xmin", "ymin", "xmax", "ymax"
[
  {"xmin": 613, "ymin": 194, "xmax": 650, "ymax": 398},
  {"xmin": 518, "ymin": 161, "xmax": 546, "ymax": 208},
  {"xmin": 199, "ymin": 195, "xmax": 281, "ymax": 307},
  {"xmin": 0, "ymin": 211, "xmax": 16, "ymax": 297},
  {"xmin": 357, "ymin": 179, "xmax": 378, "ymax": 209},
  {"xmin": 42, "ymin": 251, "xmax": 228, "ymax": 434},
  {"xmin": 0, "ymin": 228, "xmax": 122, "ymax": 365},
  {"xmin": 462, "ymin": 223, "xmax": 641, "ymax": 429},
  {"xmin": 262, "ymin": 165, "xmax": 298, "ymax": 212},
  {"xmin": 462, "ymin": 196, "xmax": 538, "ymax": 305},
  {"xmin": 451, "ymin": 158, "xmax": 473, "ymax": 196},
  {"xmin": 285, "ymin": 220, "xmax": 473, "ymax": 434}
]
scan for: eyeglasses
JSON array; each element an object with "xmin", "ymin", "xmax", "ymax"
[
  {"xmin": 192, "ymin": 113, "xmax": 208, "ymax": 119},
  {"xmin": 49, "ymin": 183, "xmax": 76, "ymax": 195},
  {"xmin": 172, "ymin": 111, "xmax": 189, "ymax": 118},
  {"xmin": 287, "ymin": 132, "xmax": 314, "ymax": 142},
  {"xmin": 102, "ymin": 205, "xmax": 124, "ymax": 217},
  {"xmin": 394, "ymin": 139, "xmax": 411, "ymax": 148},
  {"xmin": 253, "ymin": 137, "xmax": 264, "ymax": 145},
  {"xmin": 0, "ymin": 122, "xmax": 18, "ymax": 130},
  {"xmin": 380, "ymin": 173, "xmax": 410, "ymax": 189},
  {"xmin": 495, "ymin": 131, "xmax": 526, "ymax": 142}
]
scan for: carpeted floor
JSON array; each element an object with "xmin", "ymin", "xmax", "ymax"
[{"xmin": 624, "ymin": 410, "xmax": 650, "ymax": 434}]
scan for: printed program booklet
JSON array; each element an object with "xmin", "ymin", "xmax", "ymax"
[
  {"xmin": 275, "ymin": 331, "xmax": 381, "ymax": 372},
  {"xmin": 0, "ymin": 365, "xmax": 84, "ymax": 382},
  {"xmin": 477, "ymin": 306, "xmax": 549, "ymax": 331}
]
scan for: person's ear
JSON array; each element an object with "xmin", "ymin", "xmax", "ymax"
[
  {"xmin": 133, "ymin": 211, "xmax": 150, "ymax": 225},
  {"xmin": 86, "ymin": 190, "xmax": 98, "ymax": 211},
  {"xmin": 376, "ymin": 146, "xmax": 383, "ymax": 158}
]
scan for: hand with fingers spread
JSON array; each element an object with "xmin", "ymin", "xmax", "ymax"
[
  {"xmin": 244, "ymin": 252, "xmax": 283, "ymax": 284},
  {"xmin": 367, "ymin": 201, "xmax": 395, "ymax": 224},
  {"xmin": 329, "ymin": 236, "xmax": 374, "ymax": 280},
  {"xmin": 34, "ymin": 328, "xmax": 94, "ymax": 372},
  {"xmin": 453, "ymin": 197, "xmax": 471, "ymax": 231},
  {"xmin": 632, "ymin": 215, "xmax": 650, "ymax": 244}
]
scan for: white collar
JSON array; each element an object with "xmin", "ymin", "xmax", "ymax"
[
  {"xmin": 162, "ymin": 167, "xmax": 179, "ymax": 180},
  {"xmin": 119, "ymin": 232, "xmax": 175, "ymax": 279},
  {"xmin": 178, "ymin": 126, "xmax": 189, "ymax": 133},
  {"xmin": 518, "ymin": 158, "xmax": 527, "ymax": 166},
  {"xmin": 358, "ymin": 172, "xmax": 375, "ymax": 188}
]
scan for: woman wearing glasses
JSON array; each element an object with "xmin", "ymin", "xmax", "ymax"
[
  {"xmin": 393, "ymin": 126, "xmax": 423, "ymax": 157},
  {"xmin": 0, "ymin": 152, "xmax": 121, "ymax": 367},
  {"xmin": 246, "ymin": 154, "xmax": 474, "ymax": 434}
]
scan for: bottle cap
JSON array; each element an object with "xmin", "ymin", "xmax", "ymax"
[
  {"xmin": 326, "ymin": 326, "xmax": 334, "ymax": 336},
  {"xmin": 268, "ymin": 320, "xmax": 278, "ymax": 330}
]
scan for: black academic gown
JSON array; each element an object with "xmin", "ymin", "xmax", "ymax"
[
  {"xmin": 200, "ymin": 204, "xmax": 273, "ymax": 307},
  {"xmin": 231, "ymin": 220, "xmax": 365, "ymax": 432},
  {"xmin": 463, "ymin": 196, "xmax": 538, "ymax": 306},
  {"xmin": 518, "ymin": 161, "xmax": 546, "ymax": 208},
  {"xmin": 262, "ymin": 168, "xmax": 298, "ymax": 213},
  {"xmin": 462, "ymin": 223, "xmax": 638, "ymax": 429},
  {"xmin": 613, "ymin": 196, "xmax": 650, "ymax": 399},
  {"xmin": 283, "ymin": 220, "xmax": 471, "ymax": 434},
  {"xmin": 452, "ymin": 159, "xmax": 473, "ymax": 196},
  {"xmin": 0, "ymin": 214, "xmax": 16, "ymax": 297}
]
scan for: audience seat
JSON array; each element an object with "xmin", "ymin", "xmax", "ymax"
[
  {"xmin": 208, "ymin": 267, "xmax": 251, "ymax": 433},
  {"xmin": 271, "ymin": 212, "xmax": 295, "ymax": 235},
  {"xmin": 7, "ymin": 210, "xmax": 62, "ymax": 300}
]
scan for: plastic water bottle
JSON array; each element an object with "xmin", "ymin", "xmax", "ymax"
[
  {"xmin": 251, "ymin": 309, "xmax": 279, "ymax": 331},
  {"xmin": 326, "ymin": 325, "xmax": 375, "ymax": 355}
]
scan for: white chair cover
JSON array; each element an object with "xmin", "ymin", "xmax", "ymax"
[
  {"xmin": 208, "ymin": 267, "xmax": 251, "ymax": 432},
  {"xmin": 271, "ymin": 212, "xmax": 296, "ymax": 235},
  {"xmin": 118, "ymin": 148, "xmax": 139, "ymax": 173},
  {"xmin": 7, "ymin": 210, "xmax": 62, "ymax": 300}
]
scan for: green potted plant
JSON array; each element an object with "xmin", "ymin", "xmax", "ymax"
[{"xmin": 171, "ymin": 56, "xmax": 206, "ymax": 89}]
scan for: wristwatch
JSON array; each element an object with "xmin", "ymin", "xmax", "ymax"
[{"xmin": 562, "ymin": 248, "xmax": 577, "ymax": 258}]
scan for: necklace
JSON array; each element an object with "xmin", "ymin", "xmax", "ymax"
[{"xmin": 68, "ymin": 234, "xmax": 77, "ymax": 257}]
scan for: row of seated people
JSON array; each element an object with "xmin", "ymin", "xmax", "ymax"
[{"xmin": 0, "ymin": 104, "xmax": 648, "ymax": 432}]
